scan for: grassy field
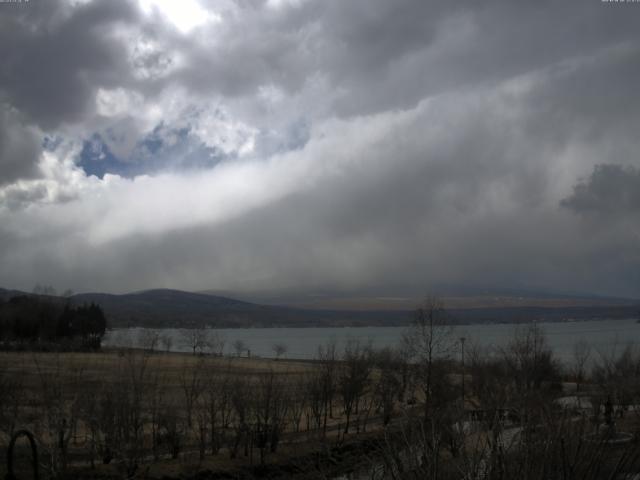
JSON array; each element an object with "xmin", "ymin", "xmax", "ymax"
[
  {"xmin": 4, "ymin": 329, "xmax": 640, "ymax": 480},
  {"xmin": 0, "ymin": 348, "xmax": 315, "ymax": 384},
  {"xmin": 0, "ymin": 348, "xmax": 395, "ymax": 479}
]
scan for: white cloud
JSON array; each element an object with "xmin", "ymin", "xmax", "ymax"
[
  {"xmin": 266, "ymin": 0, "xmax": 309, "ymax": 10},
  {"xmin": 190, "ymin": 107, "xmax": 258, "ymax": 156},
  {"xmin": 139, "ymin": 0, "xmax": 220, "ymax": 34},
  {"xmin": 95, "ymin": 88, "xmax": 145, "ymax": 118}
]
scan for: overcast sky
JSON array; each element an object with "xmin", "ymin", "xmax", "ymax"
[{"xmin": 0, "ymin": 0, "xmax": 639, "ymax": 299}]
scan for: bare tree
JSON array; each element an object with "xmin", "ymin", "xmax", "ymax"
[
  {"xmin": 304, "ymin": 370, "xmax": 326, "ymax": 438},
  {"xmin": 287, "ymin": 374, "xmax": 308, "ymax": 433},
  {"xmin": 33, "ymin": 353, "xmax": 86, "ymax": 477},
  {"xmin": 500, "ymin": 323, "xmax": 561, "ymax": 460},
  {"xmin": 272, "ymin": 342, "xmax": 288, "ymax": 360},
  {"xmin": 33, "ymin": 284, "xmax": 57, "ymax": 296},
  {"xmin": 466, "ymin": 343, "xmax": 514, "ymax": 468},
  {"xmin": 0, "ymin": 360, "xmax": 24, "ymax": 440},
  {"xmin": 572, "ymin": 338, "xmax": 592, "ymax": 393},
  {"xmin": 160, "ymin": 333, "xmax": 173, "ymax": 353},
  {"xmin": 501, "ymin": 323, "xmax": 559, "ymax": 393},
  {"xmin": 118, "ymin": 349, "xmax": 153, "ymax": 476},
  {"xmin": 317, "ymin": 339, "xmax": 338, "ymax": 434},
  {"xmin": 403, "ymin": 296, "xmax": 454, "ymax": 419},
  {"xmin": 250, "ymin": 369, "xmax": 290, "ymax": 464},
  {"xmin": 233, "ymin": 339, "xmax": 247, "ymax": 357},
  {"xmin": 204, "ymin": 363, "xmax": 235, "ymax": 455},
  {"xmin": 373, "ymin": 348, "xmax": 402, "ymax": 426},
  {"xmin": 592, "ymin": 342, "xmax": 640, "ymax": 420},
  {"xmin": 339, "ymin": 338, "xmax": 372, "ymax": 434},
  {"xmin": 79, "ymin": 349, "xmax": 153, "ymax": 475},
  {"xmin": 181, "ymin": 328, "xmax": 211, "ymax": 355},
  {"xmin": 180, "ymin": 357, "xmax": 206, "ymax": 428},
  {"xmin": 138, "ymin": 329, "xmax": 160, "ymax": 352},
  {"xmin": 195, "ymin": 395, "xmax": 209, "ymax": 461},
  {"xmin": 157, "ymin": 402, "xmax": 185, "ymax": 460},
  {"xmin": 229, "ymin": 375, "xmax": 250, "ymax": 459},
  {"xmin": 208, "ymin": 331, "xmax": 226, "ymax": 356},
  {"xmin": 147, "ymin": 371, "xmax": 166, "ymax": 461}
]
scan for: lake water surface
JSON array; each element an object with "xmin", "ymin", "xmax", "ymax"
[{"xmin": 103, "ymin": 318, "xmax": 640, "ymax": 363}]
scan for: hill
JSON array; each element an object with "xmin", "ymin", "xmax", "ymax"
[
  {"xmin": 70, "ymin": 289, "xmax": 409, "ymax": 328},
  {"xmin": 1, "ymin": 287, "xmax": 638, "ymax": 328}
]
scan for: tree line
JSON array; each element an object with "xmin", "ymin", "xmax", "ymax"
[{"xmin": 0, "ymin": 295, "xmax": 107, "ymax": 349}]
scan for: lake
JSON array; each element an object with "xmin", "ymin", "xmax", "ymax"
[{"xmin": 103, "ymin": 318, "xmax": 640, "ymax": 364}]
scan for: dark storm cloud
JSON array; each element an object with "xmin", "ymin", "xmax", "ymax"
[
  {"xmin": 0, "ymin": 105, "xmax": 41, "ymax": 185},
  {"xmin": 172, "ymin": 0, "xmax": 640, "ymax": 116},
  {"xmin": 322, "ymin": 0, "xmax": 640, "ymax": 115},
  {"xmin": 562, "ymin": 164, "xmax": 640, "ymax": 215},
  {"xmin": 3, "ymin": 0, "xmax": 640, "ymax": 128},
  {"xmin": 0, "ymin": 0, "xmax": 140, "ymax": 129}
]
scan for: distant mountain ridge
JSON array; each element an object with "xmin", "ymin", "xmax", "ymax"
[
  {"xmin": 1, "ymin": 287, "xmax": 638, "ymax": 328},
  {"xmin": 69, "ymin": 289, "xmax": 412, "ymax": 328},
  {"xmin": 207, "ymin": 287, "xmax": 640, "ymax": 311}
]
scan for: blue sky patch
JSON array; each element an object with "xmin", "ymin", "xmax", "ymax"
[{"xmin": 77, "ymin": 126, "xmax": 227, "ymax": 178}]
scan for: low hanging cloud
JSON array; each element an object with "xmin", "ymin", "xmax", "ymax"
[
  {"xmin": 562, "ymin": 164, "xmax": 640, "ymax": 215},
  {"xmin": 0, "ymin": 0, "xmax": 639, "ymax": 298}
]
